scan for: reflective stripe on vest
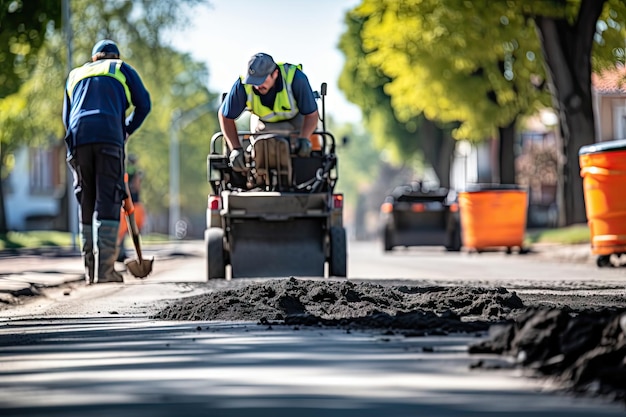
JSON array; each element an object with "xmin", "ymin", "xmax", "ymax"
[
  {"xmin": 66, "ymin": 59, "xmax": 133, "ymax": 107},
  {"xmin": 243, "ymin": 63, "xmax": 300, "ymax": 122}
]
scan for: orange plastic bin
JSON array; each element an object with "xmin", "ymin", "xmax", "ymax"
[
  {"xmin": 579, "ymin": 139, "xmax": 626, "ymax": 267},
  {"xmin": 458, "ymin": 184, "xmax": 528, "ymax": 253}
]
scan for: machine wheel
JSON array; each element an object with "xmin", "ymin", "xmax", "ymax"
[
  {"xmin": 383, "ymin": 228, "xmax": 394, "ymax": 252},
  {"xmin": 206, "ymin": 227, "xmax": 226, "ymax": 280},
  {"xmin": 329, "ymin": 227, "xmax": 347, "ymax": 277},
  {"xmin": 445, "ymin": 225, "xmax": 462, "ymax": 252},
  {"xmin": 596, "ymin": 255, "xmax": 612, "ymax": 268}
]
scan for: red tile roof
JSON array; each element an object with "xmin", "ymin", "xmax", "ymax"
[{"xmin": 592, "ymin": 65, "xmax": 626, "ymax": 94}]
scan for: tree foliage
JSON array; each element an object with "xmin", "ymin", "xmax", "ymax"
[
  {"xmin": 344, "ymin": 0, "xmax": 555, "ymax": 185},
  {"xmin": 340, "ymin": 0, "xmax": 626, "ymax": 225},
  {"xmin": 332, "ymin": 120, "xmax": 380, "ymax": 209},
  {"xmin": 338, "ymin": 11, "xmax": 421, "ymax": 162},
  {"xmin": 0, "ymin": 0, "xmax": 60, "ymax": 98},
  {"xmin": 529, "ymin": 0, "xmax": 626, "ymax": 224},
  {"xmin": 0, "ymin": 0, "xmax": 219, "ymax": 235},
  {"xmin": 338, "ymin": 10, "xmax": 456, "ymax": 187},
  {"xmin": 353, "ymin": 0, "xmax": 549, "ymax": 141}
]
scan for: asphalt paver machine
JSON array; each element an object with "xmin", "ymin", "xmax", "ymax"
[{"xmin": 204, "ymin": 83, "xmax": 347, "ymax": 279}]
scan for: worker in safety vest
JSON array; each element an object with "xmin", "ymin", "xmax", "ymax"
[
  {"xmin": 218, "ymin": 52, "xmax": 319, "ymax": 172},
  {"xmin": 62, "ymin": 39, "xmax": 151, "ymax": 284}
]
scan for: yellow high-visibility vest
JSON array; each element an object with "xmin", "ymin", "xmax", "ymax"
[
  {"xmin": 66, "ymin": 59, "xmax": 133, "ymax": 107},
  {"xmin": 243, "ymin": 63, "xmax": 301, "ymax": 122}
]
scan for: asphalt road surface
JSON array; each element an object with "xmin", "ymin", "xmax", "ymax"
[{"xmin": 0, "ymin": 240, "xmax": 624, "ymax": 416}]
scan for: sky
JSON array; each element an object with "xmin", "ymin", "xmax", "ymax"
[{"xmin": 168, "ymin": 0, "xmax": 362, "ymax": 123}]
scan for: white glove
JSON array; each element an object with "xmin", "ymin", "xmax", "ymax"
[{"xmin": 229, "ymin": 147, "xmax": 246, "ymax": 172}]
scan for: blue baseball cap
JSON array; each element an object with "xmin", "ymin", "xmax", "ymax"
[
  {"xmin": 244, "ymin": 53, "xmax": 277, "ymax": 86},
  {"xmin": 92, "ymin": 39, "xmax": 120, "ymax": 57}
]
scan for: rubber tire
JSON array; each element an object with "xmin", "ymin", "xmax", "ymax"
[
  {"xmin": 383, "ymin": 228, "xmax": 394, "ymax": 252},
  {"xmin": 329, "ymin": 226, "xmax": 347, "ymax": 277},
  {"xmin": 596, "ymin": 255, "xmax": 612, "ymax": 268},
  {"xmin": 445, "ymin": 225, "xmax": 462, "ymax": 252},
  {"xmin": 206, "ymin": 227, "xmax": 226, "ymax": 280}
]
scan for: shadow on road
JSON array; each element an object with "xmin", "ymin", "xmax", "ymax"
[{"xmin": 0, "ymin": 318, "xmax": 623, "ymax": 417}]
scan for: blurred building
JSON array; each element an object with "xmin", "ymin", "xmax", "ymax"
[
  {"xmin": 592, "ymin": 64, "xmax": 626, "ymax": 142},
  {"xmin": 4, "ymin": 144, "xmax": 67, "ymax": 231}
]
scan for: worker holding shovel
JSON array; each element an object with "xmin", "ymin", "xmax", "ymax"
[{"xmin": 63, "ymin": 39, "xmax": 151, "ymax": 284}]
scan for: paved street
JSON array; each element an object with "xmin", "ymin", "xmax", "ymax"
[
  {"xmin": 1, "ymin": 318, "xmax": 625, "ymax": 417},
  {"xmin": 0, "ymin": 240, "xmax": 625, "ymax": 416},
  {"xmin": 0, "ymin": 239, "xmax": 605, "ymax": 301}
]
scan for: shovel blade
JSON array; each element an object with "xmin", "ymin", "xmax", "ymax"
[{"xmin": 125, "ymin": 257, "xmax": 154, "ymax": 279}]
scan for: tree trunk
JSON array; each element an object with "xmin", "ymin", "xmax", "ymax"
[
  {"xmin": 0, "ymin": 148, "xmax": 7, "ymax": 233},
  {"xmin": 0, "ymin": 176, "xmax": 7, "ymax": 234},
  {"xmin": 533, "ymin": 0, "xmax": 605, "ymax": 225},
  {"xmin": 420, "ymin": 118, "xmax": 455, "ymax": 189},
  {"xmin": 499, "ymin": 121, "xmax": 517, "ymax": 185}
]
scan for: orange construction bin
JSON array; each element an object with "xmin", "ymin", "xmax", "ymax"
[
  {"xmin": 458, "ymin": 184, "xmax": 528, "ymax": 253},
  {"xmin": 579, "ymin": 139, "xmax": 626, "ymax": 265}
]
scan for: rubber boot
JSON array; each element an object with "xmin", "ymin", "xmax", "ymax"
[
  {"xmin": 116, "ymin": 238, "xmax": 127, "ymax": 263},
  {"xmin": 95, "ymin": 219, "xmax": 124, "ymax": 283},
  {"xmin": 80, "ymin": 223, "xmax": 95, "ymax": 285}
]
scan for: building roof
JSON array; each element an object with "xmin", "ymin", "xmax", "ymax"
[{"xmin": 592, "ymin": 65, "xmax": 626, "ymax": 94}]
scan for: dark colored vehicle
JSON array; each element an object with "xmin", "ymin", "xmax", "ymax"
[
  {"xmin": 204, "ymin": 83, "xmax": 347, "ymax": 279},
  {"xmin": 380, "ymin": 182, "xmax": 461, "ymax": 252}
]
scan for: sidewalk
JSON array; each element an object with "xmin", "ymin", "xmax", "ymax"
[
  {"xmin": 0, "ymin": 241, "xmax": 204, "ymax": 307},
  {"xmin": 529, "ymin": 242, "xmax": 595, "ymax": 264},
  {"xmin": 0, "ymin": 248, "xmax": 81, "ymax": 304},
  {"xmin": 0, "ymin": 240, "xmax": 595, "ymax": 307}
]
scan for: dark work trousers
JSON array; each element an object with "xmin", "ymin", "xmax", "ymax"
[{"xmin": 69, "ymin": 144, "xmax": 125, "ymax": 225}]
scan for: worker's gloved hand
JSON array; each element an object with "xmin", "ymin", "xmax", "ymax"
[
  {"xmin": 229, "ymin": 147, "xmax": 246, "ymax": 172},
  {"xmin": 295, "ymin": 137, "xmax": 312, "ymax": 157}
]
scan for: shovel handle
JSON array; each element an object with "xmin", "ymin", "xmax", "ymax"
[
  {"xmin": 126, "ymin": 212, "xmax": 144, "ymax": 262},
  {"xmin": 122, "ymin": 173, "xmax": 135, "ymax": 215},
  {"xmin": 122, "ymin": 172, "xmax": 143, "ymax": 262}
]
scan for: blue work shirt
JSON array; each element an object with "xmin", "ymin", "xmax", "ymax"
[
  {"xmin": 220, "ymin": 68, "xmax": 317, "ymax": 120},
  {"xmin": 63, "ymin": 60, "xmax": 151, "ymax": 150}
]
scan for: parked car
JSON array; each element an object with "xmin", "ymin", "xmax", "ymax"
[{"xmin": 380, "ymin": 182, "xmax": 461, "ymax": 252}]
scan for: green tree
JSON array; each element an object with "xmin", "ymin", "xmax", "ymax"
[
  {"xmin": 347, "ymin": 0, "xmax": 551, "ymax": 185},
  {"xmin": 342, "ymin": 0, "xmax": 626, "ymax": 225},
  {"xmin": 529, "ymin": 0, "xmax": 626, "ymax": 225},
  {"xmin": 338, "ymin": 10, "xmax": 456, "ymax": 188},
  {"xmin": 332, "ymin": 121, "xmax": 380, "ymax": 207},
  {"xmin": 0, "ymin": 0, "xmax": 61, "ymax": 232},
  {"xmin": 0, "ymin": 0, "xmax": 218, "ymax": 235},
  {"xmin": 0, "ymin": 0, "xmax": 60, "ymax": 98}
]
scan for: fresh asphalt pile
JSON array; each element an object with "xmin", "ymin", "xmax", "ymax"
[
  {"xmin": 470, "ymin": 307, "xmax": 626, "ymax": 403},
  {"xmin": 153, "ymin": 277, "xmax": 626, "ymax": 404},
  {"xmin": 154, "ymin": 277, "xmax": 524, "ymax": 331}
]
